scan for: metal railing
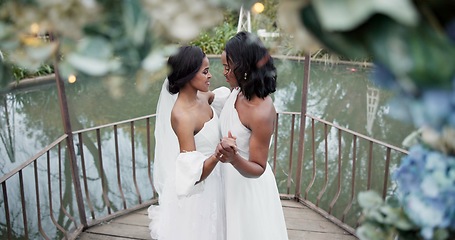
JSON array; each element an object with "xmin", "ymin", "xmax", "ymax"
[
  {"xmin": 0, "ymin": 114, "xmax": 158, "ymax": 239},
  {"xmin": 0, "ymin": 111, "xmax": 407, "ymax": 239},
  {"xmin": 270, "ymin": 112, "xmax": 408, "ymax": 235}
]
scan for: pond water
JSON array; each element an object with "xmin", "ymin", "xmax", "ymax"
[
  {"xmin": 0, "ymin": 58, "xmax": 414, "ymax": 174},
  {"xmin": 0, "ymin": 57, "xmax": 415, "ymax": 237}
]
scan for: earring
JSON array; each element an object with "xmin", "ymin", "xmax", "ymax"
[{"xmin": 244, "ymin": 72, "xmax": 247, "ymax": 80}]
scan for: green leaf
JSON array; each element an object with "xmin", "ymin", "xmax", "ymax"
[
  {"xmin": 25, "ymin": 43, "xmax": 57, "ymax": 61},
  {"xmin": 123, "ymin": 0, "xmax": 150, "ymax": 47},
  {"xmin": 142, "ymin": 45, "xmax": 176, "ymax": 73},
  {"xmin": 77, "ymin": 37, "xmax": 113, "ymax": 59},
  {"xmin": 300, "ymin": 6, "xmax": 455, "ymax": 91},
  {"xmin": 66, "ymin": 53, "xmax": 120, "ymax": 76},
  {"xmin": 379, "ymin": 205, "xmax": 415, "ymax": 230},
  {"xmin": 300, "ymin": 5, "xmax": 369, "ymax": 59},
  {"xmin": 312, "ymin": 0, "xmax": 418, "ymax": 31},
  {"xmin": 362, "ymin": 15, "xmax": 455, "ymax": 90},
  {"xmin": 358, "ymin": 191, "xmax": 384, "ymax": 209},
  {"xmin": 357, "ymin": 223, "xmax": 391, "ymax": 240},
  {"xmin": 433, "ymin": 228, "xmax": 450, "ymax": 240}
]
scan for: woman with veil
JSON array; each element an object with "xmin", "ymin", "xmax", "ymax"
[{"xmin": 148, "ymin": 46, "xmax": 229, "ymax": 240}]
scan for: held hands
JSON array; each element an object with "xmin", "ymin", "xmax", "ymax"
[{"xmin": 216, "ymin": 131, "xmax": 238, "ymax": 164}]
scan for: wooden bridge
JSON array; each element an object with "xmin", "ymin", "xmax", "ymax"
[
  {"xmin": 1, "ymin": 110, "xmax": 407, "ymax": 239},
  {"xmin": 77, "ymin": 199, "xmax": 357, "ymax": 240}
]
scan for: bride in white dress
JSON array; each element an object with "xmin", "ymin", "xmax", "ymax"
[
  {"xmin": 148, "ymin": 46, "xmax": 227, "ymax": 240},
  {"xmin": 216, "ymin": 32, "xmax": 289, "ymax": 240}
]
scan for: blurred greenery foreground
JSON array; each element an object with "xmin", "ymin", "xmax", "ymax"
[
  {"xmin": 295, "ymin": 1, "xmax": 455, "ymax": 240},
  {"xmin": 1, "ymin": 0, "xmax": 455, "ymax": 239}
]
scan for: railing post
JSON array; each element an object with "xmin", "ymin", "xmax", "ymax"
[
  {"xmin": 51, "ymin": 35, "xmax": 87, "ymax": 227},
  {"xmin": 295, "ymin": 52, "xmax": 311, "ymax": 199}
]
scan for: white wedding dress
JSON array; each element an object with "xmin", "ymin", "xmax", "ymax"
[
  {"xmin": 219, "ymin": 88, "xmax": 288, "ymax": 240},
  {"xmin": 148, "ymin": 79, "xmax": 228, "ymax": 240}
]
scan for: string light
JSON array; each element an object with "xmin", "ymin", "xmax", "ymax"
[
  {"xmin": 252, "ymin": 2, "xmax": 264, "ymax": 14},
  {"xmin": 30, "ymin": 23, "xmax": 40, "ymax": 35},
  {"xmin": 68, "ymin": 74, "xmax": 77, "ymax": 83}
]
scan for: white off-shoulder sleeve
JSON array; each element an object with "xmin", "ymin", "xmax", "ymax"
[
  {"xmin": 175, "ymin": 151, "xmax": 206, "ymax": 197},
  {"xmin": 211, "ymin": 86, "xmax": 231, "ymax": 116}
]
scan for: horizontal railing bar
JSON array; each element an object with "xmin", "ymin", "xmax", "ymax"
[
  {"xmin": 0, "ymin": 134, "xmax": 68, "ymax": 183},
  {"xmin": 205, "ymin": 54, "xmax": 373, "ymax": 67},
  {"xmin": 73, "ymin": 114, "xmax": 156, "ymax": 134},
  {"xmin": 279, "ymin": 112, "xmax": 408, "ymax": 154},
  {"xmin": 308, "ymin": 114, "xmax": 408, "ymax": 154}
]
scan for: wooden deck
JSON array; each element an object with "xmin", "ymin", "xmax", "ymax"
[{"xmin": 77, "ymin": 200, "xmax": 358, "ymax": 240}]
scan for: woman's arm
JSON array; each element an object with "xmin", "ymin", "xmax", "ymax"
[
  {"xmin": 172, "ymin": 108, "xmax": 219, "ymax": 183},
  {"xmin": 217, "ymin": 99, "xmax": 275, "ymax": 178}
]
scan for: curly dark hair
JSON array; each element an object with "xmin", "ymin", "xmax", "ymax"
[
  {"xmin": 225, "ymin": 31, "xmax": 277, "ymax": 100},
  {"xmin": 167, "ymin": 46, "xmax": 206, "ymax": 94}
]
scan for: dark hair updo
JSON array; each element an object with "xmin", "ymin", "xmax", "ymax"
[
  {"xmin": 167, "ymin": 46, "xmax": 206, "ymax": 94},
  {"xmin": 225, "ymin": 31, "xmax": 277, "ymax": 100}
]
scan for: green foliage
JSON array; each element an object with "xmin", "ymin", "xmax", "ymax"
[
  {"xmin": 0, "ymin": 0, "xmax": 244, "ymax": 90},
  {"xmin": 190, "ymin": 21, "xmax": 237, "ymax": 54},
  {"xmin": 12, "ymin": 63, "xmax": 54, "ymax": 80},
  {"xmin": 60, "ymin": 0, "xmax": 158, "ymax": 78},
  {"xmin": 357, "ymin": 191, "xmax": 420, "ymax": 240},
  {"xmin": 0, "ymin": 49, "xmax": 53, "ymax": 85},
  {"xmin": 299, "ymin": 1, "xmax": 455, "ymax": 92},
  {"xmin": 298, "ymin": 1, "xmax": 455, "ymax": 239}
]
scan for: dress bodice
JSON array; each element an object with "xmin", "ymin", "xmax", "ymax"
[
  {"xmin": 219, "ymin": 88, "xmax": 250, "ymax": 159},
  {"xmin": 194, "ymin": 108, "xmax": 220, "ymax": 155}
]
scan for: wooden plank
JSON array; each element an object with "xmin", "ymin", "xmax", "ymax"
[
  {"xmin": 288, "ymin": 229, "xmax": 358, "ymax": 240},
  {"xmin": 77, "ymin": 232, "xmax": 134, "ymax": 240},
  {"xmin": 114, "ymin": 212, "xmax": 149, "ymax": 227},
  {"xmin": 285, "ymin": 214, "xmax": 351, "ymax": 234},
  {"xmin": 282, "ymin": 203, "xmax": 353, "ymax": 235},
  {"xmin": 283, "ymin": 206, "xmax": 327, "ymax": 221},
  {"xmin": 84, "ymin": 222, "xmax": 150, "ymax": 239},
  {"xmin": 79, "ymin": 200, "xmax": 358, "ymax": 240},
  {"xmin": 136, "ymin": 208, "xmax": 149, "ymax": 215}
]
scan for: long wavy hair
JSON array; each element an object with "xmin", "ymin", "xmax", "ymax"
[
  {"xmin": 167, "ymin": 46, "xmax": 206, "ymax": 94},
  {"xmin": 225, "ymin": 31, "xmax": 277, "ymax": 100}
]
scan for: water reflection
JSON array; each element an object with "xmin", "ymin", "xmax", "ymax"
[
  {"xmin": 274, "ymin": 60, "xmax": 414, "ymax": 145},
  {"xmin": 271, "ymin": 60, "xmax": 414, "ymax": 227},
  {"xmin": 1, "ymin": 59, "xmax": 415, "ymax": 173},
  {"xmin": 0, "ymin": 58, "xmax": 415, "ymax": 237}
]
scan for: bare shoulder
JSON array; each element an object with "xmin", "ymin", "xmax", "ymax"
[
  {"xmin": 170, "ymin": 101, "xmax": 198, "ymax": 152},
  {"xmin": 239, "ymin": 96, "xmax": 275, "ymax": 130},
  {"xmin": 171, "ymin": 104, "xmax": 195, "ymax": 132},
  {"xmin": 251, "ymin": 96, "xmax": 276, "ymax": 121},
  {"xmin": 249, "ymin": 96, "xmax": 275, "ymax": 144}
]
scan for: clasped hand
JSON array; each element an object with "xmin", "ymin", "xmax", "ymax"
[{"xmin": 215, "ymin": 131, "xmax": 238, "ymax": 164}]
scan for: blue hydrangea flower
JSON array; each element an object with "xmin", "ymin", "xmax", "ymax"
[{"xmin": 393, "ymin": 145, "xmax": 455, "ymax": 239}]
